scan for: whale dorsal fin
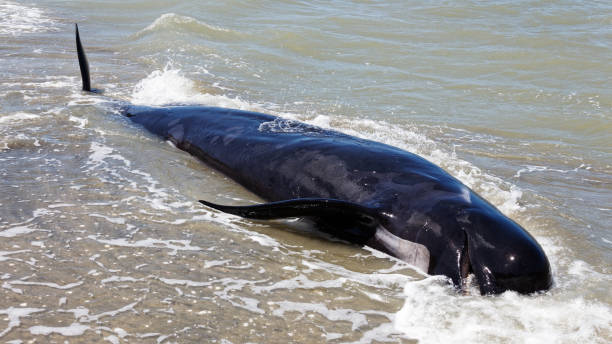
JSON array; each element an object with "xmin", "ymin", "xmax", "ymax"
[
  {"xmin": 75, "ymin": 23, "xmax": 91, "ymax": 92},
  {"xmin": 198, "ymin": 198, "xmax": 379, "ymax": 228}
]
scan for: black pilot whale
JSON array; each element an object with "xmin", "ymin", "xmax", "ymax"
[{"xmin": 75, "ymin": 24, "xmax": 552, "ymax": 295}]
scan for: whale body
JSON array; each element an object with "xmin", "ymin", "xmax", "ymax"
[{"xmin": 75, "ymin": 24, "xmax": 552, "ymax": 294}]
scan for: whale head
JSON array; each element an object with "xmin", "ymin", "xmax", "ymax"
[
  {"xmin": 409, "ymin": 191, "xmax": 553, "ymax": 295},
  {"xmin": 457, "ymin": 204, "xmax": 553, "ymax": 294}
]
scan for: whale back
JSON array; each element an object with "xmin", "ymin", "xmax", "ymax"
[{"xmin": 125, "ymin": 105, "xmax": 473, "ymax": 277}]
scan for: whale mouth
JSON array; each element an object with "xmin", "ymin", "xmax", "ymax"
[{"xmin": 459, "ymin": 233, "xmax": 473, "ymax": 293}]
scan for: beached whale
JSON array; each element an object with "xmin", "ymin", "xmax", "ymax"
[{"xmin": 75, "ymin": 24, "xmax": 552, "ymax": 294}]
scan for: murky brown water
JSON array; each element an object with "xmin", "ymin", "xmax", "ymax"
[{"xmin": 1, "ymin": 1, "xmax": 610, "ymax": 343}]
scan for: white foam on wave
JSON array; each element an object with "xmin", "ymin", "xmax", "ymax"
[
  {"xmin": 101, "ymin": 276, "xmax": 145, "ymax": 284},
  {"xmin": 47, "ymin": 203, "xmax": 75, "ymax": 209},
  {"xmin": 28, "ymin": 323, "xmax": 89, "ymax": 336},
  {"xmin": 87, "ymin": 235, "xmax": 202, "ymax": 255},
  {"xmin": 6, "ymin": 76, "xmax": 78, "ymax": 89},
  {"xmin": 0, "ymin": 250, "xmax": 29, "ymax": 263},
  {"xmin": 514, "ymin": 163, "xmax": 589, "ymax": 178},
  {"xmin": 158, "ymin": 277, "xmax": 210, "ymax": 288},
  {"xmin": 395, "ymin": 277, "xmax": 611, "ymax": 343},
  {"xmin": 61, "ymin": 301, "xmax": 140, "ymax": 323},
  {"xmin": 87, "ymin": 142, "xmax": 131, "ymax": 169},
  {"xmin": 6, "ymin": 280, "xmax": 82, "ymax": 290},
  {"xmin": 69, "ymin": 115, "xmax": 88, "ymax": 129},
  {"xmin": 158, "ymin": 276, "xmax": 267, "ymax": 314},
  {"xmin": 567, "ymin": 260, "xmax": 612, "ymax": 284},
  {"xmin": 272, "ymin": 301, "xmax": 368, "ymax": 331},
  {"xmin": 251, "ymin": 274, "xmax": 347, "ymax": 294},
  {"xmin": 302, "ymin": 259, "xmax": 413, "ymax": 290},
  {"xmin": 0, "ymin": 225, "xmax": 41, "ymax": 238},
  {"xmin": 0, "ymin": 307, "xmax": 45, "ymax": 338},
  {"xmin": 0, "ymin": 112, "xmax": 40, "ymax": 125},
  {"xmin": 89, "ymin": 213, "xmax": 126, "ymax": 225},
  {"xmin": 0, "ymin": 1, "xmax": 57, "ymax": 36},
  {"xmin": 130, "ymin": 66, "xmax": 259, "ymax": 110},
  {"xmin": 136, "ymin": 13, "xmax": 231, "ymax": 37}
]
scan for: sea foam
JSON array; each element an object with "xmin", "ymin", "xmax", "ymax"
[{"xmin": 0, "ymin": 1, "xmax": 57, "ymax": 36}]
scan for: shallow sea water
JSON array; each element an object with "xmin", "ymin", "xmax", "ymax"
[{"xmin": 0, "ymin": 1, "xmax": 610, "ymax": 343}]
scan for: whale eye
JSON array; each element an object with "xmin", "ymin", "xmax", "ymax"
[{"xmin": 357, "ymin": 214, "xmax": 377, "ymax": 228}]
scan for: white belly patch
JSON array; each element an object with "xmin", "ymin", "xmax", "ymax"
[{"xmin": 374, "ymin": 226, "xmax": 430, "ymax": 273}]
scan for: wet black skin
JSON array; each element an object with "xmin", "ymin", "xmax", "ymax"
[{"xmin": 125, "ymin": 105, "xmax": 553, "ymax": 295}]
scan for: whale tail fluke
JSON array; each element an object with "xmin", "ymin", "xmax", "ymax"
[{"xmin": 75, "ymin": 23, "xmax": 92, "ymax": 92}]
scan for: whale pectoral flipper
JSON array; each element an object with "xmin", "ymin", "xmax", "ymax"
[
  {"xmin": 199, "ymin": 197, "xmax": 379, "ymax": 246},
  {"xmin": 198, "ymin": 198, "xmax": 378, "ymax": 226},
  {"xmin": 199, "ymin": 198, "xmax": 430, "ymax": 271}
]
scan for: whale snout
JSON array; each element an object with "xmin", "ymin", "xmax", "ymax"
[
  {"xmin": 463, "ymin": 209, "xmax": 552, "ymax": 295},
  {"xmin": 492, "ymin": 252, "xmax": 552, "ymax": 294},
  {"xmin": 472, "ymin": 238, "xmax": 552, "ymax": 295}
]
